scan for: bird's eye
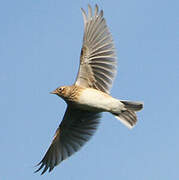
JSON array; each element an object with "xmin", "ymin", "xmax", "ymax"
[{"xmin": 58, "ymin": 87, "xmax": 64, "ymax": 92}]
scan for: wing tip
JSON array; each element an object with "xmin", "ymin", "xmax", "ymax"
[
  {"xmin": 81, "ymin": 4, "xmax": 104, "ymax": 24},
  {"xmin": 34, "ymin": 161, "xmax": 52, "ymax": 175}
]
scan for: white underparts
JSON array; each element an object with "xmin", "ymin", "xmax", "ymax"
[{"xmin": 77, "ymin": 88, "xmax": 124, "ymax": 113}]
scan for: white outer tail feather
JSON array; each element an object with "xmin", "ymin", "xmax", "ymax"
[
  {"xmin": 115, "ymin": 116, "xmax": 133, "ymax": 129},
  {"xmin": 115, "ymin": 113, "xmax": 135, "ymax": 129}
]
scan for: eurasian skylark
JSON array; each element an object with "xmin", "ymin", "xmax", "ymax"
[{"xmin": 35, "ymin": 4, "xmax": 143, "ymax": 174}]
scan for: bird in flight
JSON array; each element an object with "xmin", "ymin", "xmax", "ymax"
[{"xmin": 35, "ymin": 4, "xmax": 143, "ymax": 175}]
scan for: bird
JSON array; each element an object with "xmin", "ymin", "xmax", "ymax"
[{"xmin": 35, "ymin": 4, "xmax": 143, "ymax": 175}]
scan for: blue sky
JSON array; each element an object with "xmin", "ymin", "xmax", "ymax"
[{"xmin": 0, "ymin": 0, "xmax": 178, "ymax": 179}]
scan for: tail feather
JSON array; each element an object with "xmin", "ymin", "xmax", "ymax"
[
  {"xmin": 121, "ymin": 101, "xmax": 143, "ymax": 111},
  {"xmin": 113, "ymin": 100, "xmax": 143, "ymax": 129},
  {"xmin": 114, "ymin": 110, "xmax": 137, "ymax": 129}
]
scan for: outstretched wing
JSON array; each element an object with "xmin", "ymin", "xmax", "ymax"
[
  {"xmin": 75, "ymin": 4, "xmax": 117, "ymax": 94},
  {"xmin": 35, "ymin": 106, "xmax": 101, "ymax": 174}
]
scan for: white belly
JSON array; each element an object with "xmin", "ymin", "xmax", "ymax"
[{"xmin": 77, "ymin": 88, "xmax": 124, "ymax": 113}]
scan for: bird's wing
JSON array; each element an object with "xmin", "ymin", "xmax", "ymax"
[
  {"xmin": 35, "ymin": 105, "xmax": 101, "ymax": 174},
  {"xmin": 75, "ymin": 4, "xmax": 117, "ymax": 94}
]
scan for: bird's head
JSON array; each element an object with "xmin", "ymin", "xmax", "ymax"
[{"xmin": 50, "ymin": 86, "xmax": 71, "ymax": 99}]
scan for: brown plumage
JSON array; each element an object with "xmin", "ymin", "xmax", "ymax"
[{"xmin": 35, "ymin": 4, "xmax": 143, "ymax": 175}]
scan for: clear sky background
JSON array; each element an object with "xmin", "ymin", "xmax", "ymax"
[{"xmin": 0, "ymin": 0, "xmax": 178, "ymax": 179}]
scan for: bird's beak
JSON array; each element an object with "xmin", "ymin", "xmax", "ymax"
[{"xmin": 50, "ymin": 89, "xmax": 58, "ymax": 95}]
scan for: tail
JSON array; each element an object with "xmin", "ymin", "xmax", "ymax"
[
  {"xmin": 121, "ymin": 100, "xmax": 143, "ymax": 111},
  {"xmin": 113, "ymin": 101, "xmax": 143, "ymax": 129}
]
